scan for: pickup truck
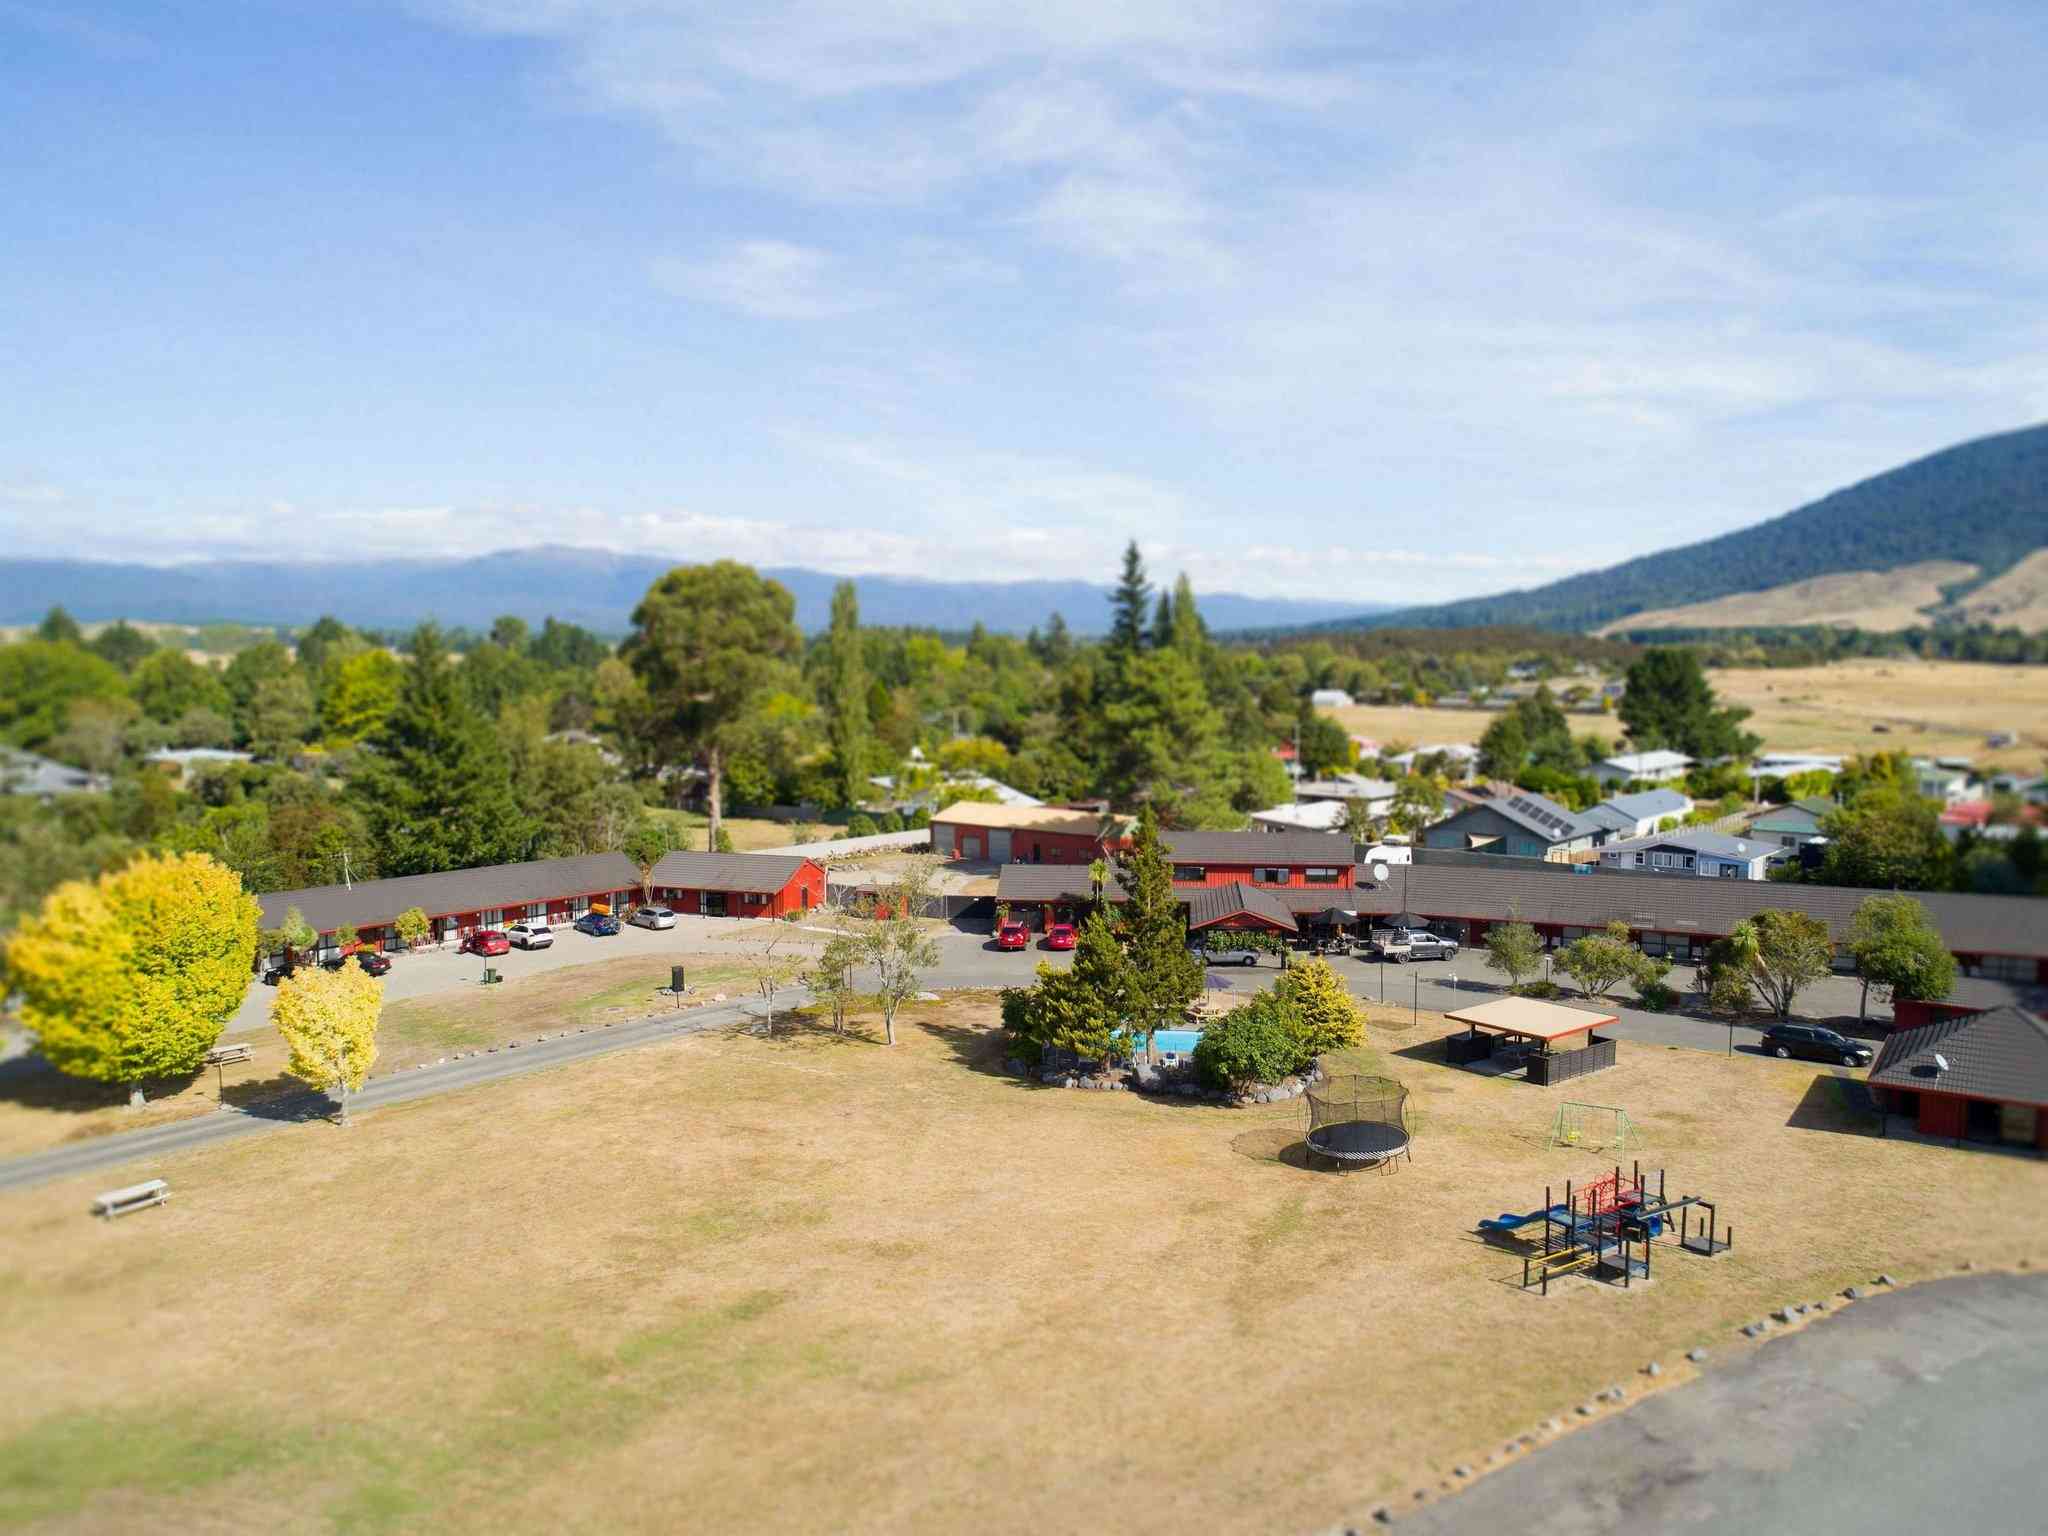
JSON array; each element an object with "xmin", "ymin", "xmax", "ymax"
[{"xmin": 1359, "ymin": 928, "xmax": 1460, "ymax": 963}]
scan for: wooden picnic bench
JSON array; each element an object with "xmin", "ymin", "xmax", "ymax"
[
  {"xmin": 91, "ymin": 1179, "xmax": 169, "ymax": 1221},
  {"xmin": 204, "ymin": 1043, "xmax": 254, "ymax": 1067}
]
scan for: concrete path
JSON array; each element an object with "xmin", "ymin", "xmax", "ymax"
[
  {"xmin": 1395, "ymin": 1269, "xmax": 2048, "ymax": 1535},
  {"xmin": 0, "ymin": 988, "xmax": 806, "ymax": 1194}
]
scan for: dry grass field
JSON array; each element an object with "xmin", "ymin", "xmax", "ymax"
[
  {"xmin": 0, "ymin": 955, "xmax": 754, "ymax": 1160},
  {"xmin": 1327, "ymin": 657, "xmax": 2048, "ymax": 773},
  {"xmin": 1594, "ymin": 560, "xmax": 1977, "ymax": 636},
  {"xmin": 1705, "ymin": 659, "xmax": 2048, "ymax": 772},
  {"xmin": 647, "ymin": 809, "xmax": 804, "ymax": 852},
  {"xmin": 5, "ymin": 998, "xmax": 2045, "ymax": 1534}
]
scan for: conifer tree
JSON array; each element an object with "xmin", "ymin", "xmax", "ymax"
[
  {"xmin": 825, "ymin": 580, "xmax": 870, "ymax": 809},
  {"xmin": 1115, "ymin": 805, "xmax": 1204, "ymax": 1039},
  {"xmin": 348, "ymin": 624, "xmax": 532, "ymax": 876},
  {"xmin": 1107, "ymin": 541, "xmax": 1151, "ymax": 657}
]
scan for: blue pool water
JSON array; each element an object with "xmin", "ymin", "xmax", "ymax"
[{"xmin": 1149, "ymin": 1029, "xmax": 1203, "ymax": 1055}]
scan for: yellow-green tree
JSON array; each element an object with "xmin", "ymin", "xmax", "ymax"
[
  {"xmin": 7, "ymin": 851, "xmax": 260, "ymax": 1105},
  {"xmin": 271, "ymin": 963, "xmax": 382, "ymax": 1126},
  {"xmin": 1271, "ymin": 956, "xmax": 1365, "ymax": 1057}
]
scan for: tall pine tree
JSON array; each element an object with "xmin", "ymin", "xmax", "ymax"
[
  {"xmin": 1115, "ymin": 805, "xmax": 1204, "ymax": 1041},
  {"xmin": 824, "ymin": 580, "xmax": 870, "ymax": 809},
  {"xmin": 1168, "ymin": 573, "xmax": 1206, "ymax": 652},
  {"xmin": 349, "ymin": 625, "xmax": 533, "ymax": 876},
  {"xmin": 1107, "ymin": 541, "xmax": 1151, "ymax": 657}
]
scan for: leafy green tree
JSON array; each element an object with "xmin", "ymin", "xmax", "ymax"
[
  {"xmin": 823, "ymin": 580, "xmax": 870, "ymax": 809},
  {"xmin": 1695, "ymin": 920, "xmax": 1759, "ymax": 1017},
  {"xmin": 1476, "ymin": 713, "xmax": 1528, "ymax": 780},
  {"xmin": 1483, "ymin": 919, "xmax": 1544, "ymax": 990},
  {"xmin": 1296, "ymin": 708, "xmax": 1352, "ymax": 778},
  {"xmin": 0, "ymin": 639, "xmax": 128, "ymax": 749},
  {"xmin": 1193, "ymin": 991, "xmax": 1305, "ymax": 1089},
  {"xmin": 319, "ymin": 649, "xmax": 405, "ymax": 746},
  {"xmin": 1617, "ymin": 648, "xmax": 1758, "ymax": 759},
  {"xmin": 624, "ymin": 819, "xmax": 671, "ymax": 903},
  {"xmin": 37, "ymin": 606, "xmax": 84, "ymax": 644},
  {"xmin": 272, "ymin": 963, "xmax": 382, "ymax": 1127},
  {"xmin": 89, "ymin": 620, "xmax": 157, "ymax": 673},
  {"xmin": 624, "ymin": 562, "xmax": 802, "ymax": 852},
  {"xmin": 245, "ymin": 672, "xmax": 316, "ymax": 759},
  {"xmin": 1557, "ymin": 920, "xmax": 1652, "ymax": 1001},
  {"xmin": 1114, "ymin": 806, "xmax": 1203, "ymax": 1041},
  {"xmin": 458, "ymin": 642, "xmax": 540, "ymax": 720},
  {"xmin": 1748, "ymin": 909, "xmax": 1834, "ymax": 1020},
  {"xmin": 394, "ymin": 906, "xmax": 430, "ymax": 949},
  {"xmin": 1385, "ymin": 777, "xmax": 1441, "ymax": 840},
  {"xmin": 1845, "ymin": 893, "xmax": 1957, "ymax": 1020},
  {"xmin": 1815, "ymin": 787, "xmax": 1952, "ymax": 891},
  {"xmin": 808, "ymin": 930, "xmax": 865, "ymax": 1036},
  {"xmin": 171, "ymin": 705, "xmax": 235, "ymax": 748},
  {"xmin": 489, "ymin": 615, "xmax": 530, "ymax": 652},
  {"xmin": 348, "ymin": 625, "xmax": 532, "ymax": 876},
  {"xmin": 1271, "ymin": 957, "xmax": 1364, "ymax": 1056},
  {"xmin": 130, "ymin": 649, "xmax": 232, "ymax": 725},
  {"xmin": 7, "ymin": 851, "xmax": 260, "ymax": 1104},
  {"xmin": 528, "ymin": 616, "xmax": 610, "ymax": 670},
  {"xmin": 857, "ymin": 856, "xmax": 943, "ymax": 1046},
  {"xmin": 48, "ymin": 696, "xmax": 139, "ymax": 775}
]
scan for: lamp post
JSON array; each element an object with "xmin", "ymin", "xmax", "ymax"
[{"xmin": 1412, "ymin": 970, "xmax": 1419, "ymax": 1027}]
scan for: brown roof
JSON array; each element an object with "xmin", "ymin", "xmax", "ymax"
[
  {"xmin": 996, "ymin": 865, "xmax": 1127, "ymax": 903},
  {"xmin": 1868, "ymin": 1007, "xmax": 2048, "ymax": 1107},
  {"xmin": 1447, "ymin": 996, "xmax": 1614, "ymax": 1041},
  {"xmin": 930, "ymin": 802, "xmax": 1108, "ymax": 836},
  {"xmin": 1186, "ymin": 882, "xmax": 1298, "ymax": 933}
]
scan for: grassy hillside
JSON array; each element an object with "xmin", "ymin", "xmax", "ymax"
[{"xmin": 1333, "ymin": 422, "xmax": 2048, "ymax": 633}]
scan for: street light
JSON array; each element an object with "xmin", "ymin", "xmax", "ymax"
[{"xmin": 1412, "ymin": 969, "xmax": 1420, "ymax": 1027}]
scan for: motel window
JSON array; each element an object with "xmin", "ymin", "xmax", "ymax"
[
  {"xmin": 1683, "ymin": 856, "xmax": 1695, "ymax": 870},
  {"xmin": 1252, "ymin": 867, "xmax": 1288, "ymax": 884},
  {"xmin": 480, "ymin": 908, "xmax": 503, "ymax": 926},
  {"xmin": 1632, "ymin": 852, "xmax": 1644, "ymax": 867},
  {"xmin": 1977, "ymin": 954, "xmax": 2035, "ymax": 982},
  {"xmin": 1173, "ymin": 865, "xmax": 1206, "ymax": 882},
  {"xmin": 1305, "ymin": 867, "xmax": 1345, "ymax": 884}
]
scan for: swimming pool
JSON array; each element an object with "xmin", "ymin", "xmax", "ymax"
[{"xmin": 1148, "ymin": 1029, "xmax": 1203, "ymax": 1057}]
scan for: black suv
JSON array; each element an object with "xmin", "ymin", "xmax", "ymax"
[{"xmin": 1759, "ymin": 1023, "xmax": 1873, "ymax": 1067}]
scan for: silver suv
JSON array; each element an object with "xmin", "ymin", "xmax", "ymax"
[{"xmin": 506, "ymin": 921, "xmax": 554, "ymax": 950}]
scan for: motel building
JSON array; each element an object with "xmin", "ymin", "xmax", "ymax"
[
  {"xmin": 257, "ymin": 849, "xmax": 825, "ymax": 961},
  {"xmin": 928, "ymin": 803, "xmax": 1117, "ymax": 865}
]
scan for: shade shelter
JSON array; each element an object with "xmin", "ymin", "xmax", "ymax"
[{"xmin": 1444, "ymin": 997, "xmax": 1618, "ymax": 1085}]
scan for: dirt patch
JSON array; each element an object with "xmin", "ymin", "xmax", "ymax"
[{"xmin": 3, "ymin": 1002, "xmax": 2044, "ymax": 1534}]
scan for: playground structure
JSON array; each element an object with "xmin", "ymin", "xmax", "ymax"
[
  {"xmin": 1548, "ymin": 1101, "xmax": 1644, "ymax": 1153},
  {"xmin": 1304, "ymin": 1075, "xmax": 1412, "ymax": 1172},
  {"xmin": 1478, "ymin": 1162, "xmax": 1733, "ymax": 1294}
]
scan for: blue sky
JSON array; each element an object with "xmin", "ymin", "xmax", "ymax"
[{"xmin": 2, "ymin": 1, "xmax": 2044, "ymax": 601}]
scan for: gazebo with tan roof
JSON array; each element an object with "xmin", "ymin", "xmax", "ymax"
[{"xmin": 1443, "ymin": 997, "xmax": 1620, "ymax": 1085}]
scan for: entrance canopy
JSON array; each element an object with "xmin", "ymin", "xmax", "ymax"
[
  {"xmin": 1185, "ymin": 882, "xmax": 1298, "ymax": 934},
  {"xmin": 1445, "ymin": 997, "xmax": 1615, "ymax": 1051}
]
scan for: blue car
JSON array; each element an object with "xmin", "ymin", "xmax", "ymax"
[{"xmin": 573, "ymin": 912, "xmax": 621, "ymax": 937}]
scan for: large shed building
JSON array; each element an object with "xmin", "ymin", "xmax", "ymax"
[{"xmin": 1867, "ymin": 1006, "xmax": 2048, "ymax": 1151}]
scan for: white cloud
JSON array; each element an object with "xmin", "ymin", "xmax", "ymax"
[{"xmin": 651, "ymin": 239, "xmax": 875, "ymax": 318}]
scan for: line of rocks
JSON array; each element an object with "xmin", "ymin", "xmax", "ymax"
[{"xmin": 1007, "ymin": 1056, "xmax": 1326, "ymax": 1105}]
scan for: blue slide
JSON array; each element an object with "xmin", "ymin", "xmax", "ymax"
[{"xmin": 1479, "ymin": 1205, "xmax": 1569, "ymax": 1232}]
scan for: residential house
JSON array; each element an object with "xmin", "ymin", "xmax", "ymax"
[
  {"xmin": 144, "ymin": 747, "xmax": 254, "ymax": 780},
  {"xmin": 1294, "ymin": 774, "xmax": 1397, "ymax": 816},
  {"xmin": 1750, "ymin": 796, "xmax": 1836, "ymax": 849},
  {"xmin": 1250, "ymin": 800, "xmax": 1350, "ymax": 834},
  {"xmin": 1912, "ymin": 759, "xmax": 1975, "ymax": 806},
  {"xmin": 1385, "ymin": 743, "xmax": 1479, "ymax": 781},
  {"xmin": 1596, "ymin": 829, "xmax": 1783, "ymax": 880},
  {"xmin": 1421, "ymin": 790, "xmax": 1601, "ymax": 862},
  {"xmin": 1308, "ymin": 687, "xmax": 1355, "ymax": 709},
  {"xmin": 1577, "ymin": 788, "xmax": 1692, "ymax": 843},
  {"xmin": 0, "ymin": 748, "xmax": 110, "ymax": 799},
  {"xmin": 1866, "ymin": 1006, "xmax": 2048, "ymax": 1151},
  {"xmin": 1986, "ymin": 771, "xmax": 2047, "ymax": 804},
  {"xmin": 1752, "ymin": 752, "xmax": 1844, "ymax": 781},
  {"xmin": 1592, "ymin": 750, "xmax": 1694, "ymax": 787}
]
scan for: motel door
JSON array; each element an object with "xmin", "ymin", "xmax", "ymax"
[
  {"xmin": 704, "ymin": 891, "xmax": 728, "ymax": 918},
  {"xmin": 988, "ymin": 829, "xmax": 1011, "ymax": 862}
]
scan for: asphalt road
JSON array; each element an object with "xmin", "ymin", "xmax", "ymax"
[
  {"xmin": 1395, "ymin": 1269, "xmax": 2048, "ymax": 1535},
  {"xmin": 0, "ymin": 988, "xmax": 804, "ymax": 1194}
]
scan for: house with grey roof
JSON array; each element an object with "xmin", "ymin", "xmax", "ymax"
[
  {"xmin": 0, "ymin": 748, "xmax": 110, "ymax": 799},
  {"xmin": 1596, "ymin": 828, "xmax": 1784, "ymax": 880},
  {"xmin": 1867, "ymin": 1006, "xmax": 2048, "ymax": 1151},
  {"xmin": 1593, "ymin": 749, "xmax": 1694, "ymax": 787},
  {"xmin": 1750, "ymin": 796, "xmax": 1836, "ymax": 849},
  {"xmin": 1579, "ymin": 788, "xmax": 1692, "ymax": 842},
  {"xmin": 1420, "ymin": 789, "xmax": 1601, "ymax": 861}
]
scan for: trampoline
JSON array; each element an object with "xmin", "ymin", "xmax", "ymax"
[{"xmin": 1304, "ymin": 1074, "xmax": 1412, "ymax": 1171}]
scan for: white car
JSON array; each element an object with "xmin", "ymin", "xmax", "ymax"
[
  {"xmin": 629, "ymin": 905, "xmax": 677, "ymax": 930},
  {"xmin": 505, "ymin": 921, "xmax": 554, "ymax": 950}
]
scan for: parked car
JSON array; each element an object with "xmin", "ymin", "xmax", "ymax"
[
  {"xmin": 1759, "ymin": 1023, "xmax": 1873, "ymax": 1067},
  {"xmin": 1190, "ymin": 944, "xmax": 1260, "ymax": 967},
  {"xmin": 629, "ymin": 905, "xmax": 677, "ymax": 930},
  {"xmin": 1042, "ymin": 922, "xmax": 1077, "ymax": 950},
  {"xmin": 1360, "ymin": 928, "xmax": 1459, "ymax": 963},
  {"xmin": 574, "ymin": 912, "xmax": 621, "ymax": 937},
  {"xmin": 506, "ymin": 921, "xmax": 554, "ymax": 950},
  {"xmin": 350, "ymin": 950, "xmax": 392, "ymax": 976},
  {"xmin": 461, "ymin": 930, "xmax": 510, "ymax": 956},
  {"xmin": 995, "ymin": 920, "xmax": 1030, "ymax": 951}
]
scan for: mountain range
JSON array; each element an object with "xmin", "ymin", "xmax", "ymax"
[
  {"xmin": 0, "ymin": 550, "xmax": 1381, "ymax": 637},
  {"xmin": 1329, "ymin": 422, "xmax": 2048, "ymax": 634}
]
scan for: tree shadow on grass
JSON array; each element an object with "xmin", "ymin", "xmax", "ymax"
[{"xmin": 918, "ymin": 1019, "xmax": 1030, "ymax": 1082}]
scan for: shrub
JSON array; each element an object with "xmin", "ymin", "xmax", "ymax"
[
  {"xmin": 1635, "ymin": 980, "xmax": 1679, "ymax": 1012},
  {"xmin": 846, "ymin": 812, "xmax": 878, "ymax": 838},
  {"xmin": 1512, "ymin": 979, "xmax": 1563, "ymax": 999},
  {"xmin": 907, "ymin": 805, "xmax": 931, "ymax": 828},
  {"xmin": 876, "ymin": 810, "xmax": 904, "ymax": 833},
  {"xmin": 1193, "ymin": 993, "xmax": 1308, "ymax": 1090},
  {"xmin": 1271, "ymin": 957, "xmax": 1364, "ymax": 1056}
]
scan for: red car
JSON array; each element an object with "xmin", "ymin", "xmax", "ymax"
[
  {"xmin": 995, "ymin": 921, "xmax": 1030, "ymax": 951},
  {"xmin": 1042, "ymin": 923, "xmax": 1077, "ymax": 950},
  {"xmin": 461, "ymin": 930, "xmax": 510, "ymax": 956}
]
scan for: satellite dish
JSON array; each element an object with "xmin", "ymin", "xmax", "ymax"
[
  {"xmin": 1933, "ymin": 1053, "xmax": 1950, "ymax": 1073},
  {"xmin": 1372, "ymin": 863, "xmax": 1390, "ymax": 882}
]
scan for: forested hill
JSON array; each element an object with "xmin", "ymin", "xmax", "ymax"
[
  {"xmin": 0, "ymin": 550, "xmax": 1379, "ymax": 636},
  {"xmin": 1325, "ymin": 422, "xmax": 2048, "ymax": 634}
]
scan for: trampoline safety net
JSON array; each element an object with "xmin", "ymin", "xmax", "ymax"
[{"xmin": 1304, "ymin": 1074, "xmax": 1412, "ymax": 1170}]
